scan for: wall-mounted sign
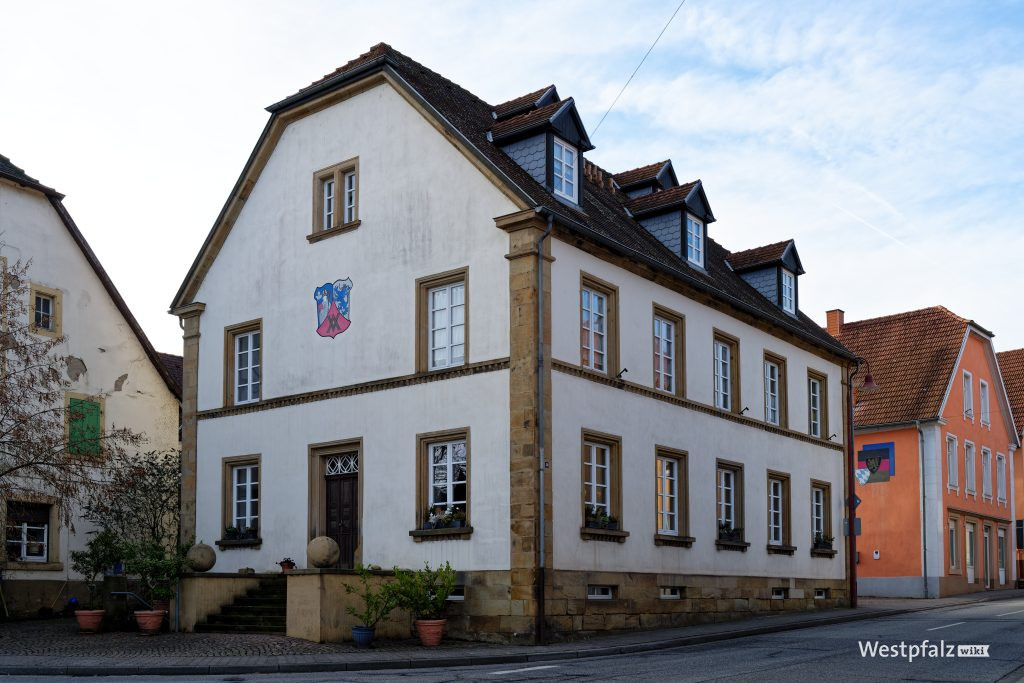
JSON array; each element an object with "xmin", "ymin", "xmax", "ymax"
[
  {"xmin": 855, "ymin": 442, "xmax": 895, "ymax": 484},
  {"xmin": 314, "ymin": 278, "xmax": 353, "ymax": 339}
]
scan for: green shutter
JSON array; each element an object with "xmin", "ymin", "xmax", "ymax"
[{"xmin": 68, "ymin": 398, "xmax": 101, "ymax": 456}]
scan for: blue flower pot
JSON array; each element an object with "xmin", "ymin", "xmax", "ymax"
[{"xmin": 352, "ymin": 625, "xmax": 375, "ymax": 648}]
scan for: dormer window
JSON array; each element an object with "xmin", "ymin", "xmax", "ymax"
[
  {"xmin": 781, "ymin": 270, "xmax": 796, "ymax": 314},
  {"xmin": 686, "ymin": 215, "xmax": 704, "ymax": 267},
  {"xmin": 553, "ymin": 138, "xmax": 577, "ymax": 202}
]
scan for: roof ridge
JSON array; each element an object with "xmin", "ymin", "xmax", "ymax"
[
  {"xmin": 729, "ymin": 238, "xmax": 793, "ymax": 256},
  {"xmin": 842, "ymin": 305, "xmax": 970, "ymax": 329}
]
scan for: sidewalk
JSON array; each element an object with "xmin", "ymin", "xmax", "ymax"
[{"xmin": 3, "ymin": 589, "xmax": 1022, "ymax": 676}]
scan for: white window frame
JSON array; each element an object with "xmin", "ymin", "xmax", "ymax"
[
  {"xmin": 946, "ymin": 435, "xmax": 959, "ymax": 490},
  {"xmin": 583, "ymin": 441, "xmax": 611, "ymax": 517},
  {"xmin": 812, "ymin": 486, "xmax": 826, "ymax": 538},
  {"xmin": 997, "ymin": 453, "xmax": 1007, "ymax": 502},
  {"xmin": 717, "ymin": 468, "xmax": 735, "ymax": 528},
  {"xmin": 686, "ymin": 215, "xmax": 704, "ymax": 267},
  {"xmin": 808, "ymin": 377, "xmax": 823, "ymax": 438},
  {"xmin": 963, "ymin": 371, "xmax": 973, "ymax": 419},
  {"xmin": 322, "ymin": 177, "xmax": 335, "ymax": 229},
  {"xmin": 234, "ymin": 329, "xmax": 261, "ymax": 405},
  {"xmin": 343, "ymin": 170, "xmax": 357, "ymax": 224},
  {"xmin": 764, "ymin": 360, "xmax": 780, "ymax": 425},
  {"xmin": 768, "ymin": 477, "xmax": 784, "ymax": 545},
  {"xmin": 427, "ymin": 281, "xmax": 466, "ymax": 371},
  {"xmin": 656, "ymin": 455, "xmax": 679, "ymax": 535},
  {"xmin": 653, "ymin": 316, "xmax": 675, "ymax": 394},
  {"xmin": 587, "ymin": 585, "xmax": 613, "ymax": 600},
  {"xmin": 982, "ymin": 448, "xmax": 993, "ymax": 499},
  {"xmin": 781, "ymin": 269, "xmax": 795, "ymax": 313},
  {"xmin": 979, "ymin": 380, "xmax": 990, "ymax": 425},
  {"xmin": 5, "ymin": 510, "xmax": 48, "ymax": 563},
  {"xmin": 714, "ymin": 340, "xmax": 732, "ymax": 411},
  {"xmin": 34, "ymin": 293, "xmax": 55, "ymax": 331},
  {"xmin": 659, "ymin": 587, "xmax": 682, "ymax": 600},
  {"xmin": 948, "ymin": 518, "xmax": 958, "ymax": 570},
  {"xmin": 427, "ymin": 439, "xmax": 468, "ymax": 512},
  {"xmin": 580, "ymin": 287, "xmax": 607, "ymax": 372},
  {"xmin": 552, "ymin": 138, "xmax": 578, "ymax": 202},
  {"xmin": 231, "ymin": 463, "xmax": 259, "ymax": 530},
  {"xmin": 964, "ymin": 441, "xmax": 976, "ymax": 494}
]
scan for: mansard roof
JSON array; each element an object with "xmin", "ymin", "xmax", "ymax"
[
  {"xmin": 1, "ymin": 154, "xmax": 182, "ymax": 400},
  {"xmin": 729, "ymin": 239, "xmax": 805, "ymax": 276},
  {"xmin": 612, "ymin": 160, "xmax": 675, "ymax": 189},
  {"xmin": 176, "ymin": 43, "xmax": 851, "ymax": 361}
]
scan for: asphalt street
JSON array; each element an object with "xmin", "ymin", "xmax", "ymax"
[{"xmin": 6, "ymin": 599, "xmax": 1024, "ymax": 682}]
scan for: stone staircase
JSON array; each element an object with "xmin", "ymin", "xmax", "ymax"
[{"xmin": 194, "ymin": 576, "xmax": 287, "ymax": 634}]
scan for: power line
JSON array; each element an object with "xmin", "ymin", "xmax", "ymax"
[{"xmin": 592, "ymin": 0, "xmax": 689, "ymax": 137}]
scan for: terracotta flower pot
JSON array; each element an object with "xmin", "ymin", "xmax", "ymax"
[
  {"xmin": 151, "ymin": 599, "xmax": 170, "ymax": 613},
  {"xmin": 134, "ymin": 609, "xmax": 166, "ymax": 635},
  {"xmin": 74, "ymin": 609, "xmax": 105, "ymax": 633},
  {"xmin": 414, "ymin": 618, "xmax": 447, "ymax": 646}
]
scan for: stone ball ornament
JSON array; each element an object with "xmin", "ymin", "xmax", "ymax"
[
  {"xmin": 307, "ymin": 536, "xmax": 340, "ymax": 568},
  {"xmin": 186, "ymin": 543, "xmax": 216, "ymax": 572}
]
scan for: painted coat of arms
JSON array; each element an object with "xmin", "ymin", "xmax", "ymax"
[{"xmin": 314, "ymin": 278, "xmax": 353, "ymax": 338}]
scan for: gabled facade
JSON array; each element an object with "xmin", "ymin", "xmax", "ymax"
[
  {"xmin": 996, "ymin": 348, "xmax": 1024, "ymax": 586},
  {"xmin": 172, "ymin": 44, "xmax": 854, "ymax": 642},
  {"xmin": 0, "ymin": 155, "xmax": 181, "ymax": 614},
  {"xmin": 830, "ymin": 307, "xmax": 1019, "ymax": 597}
]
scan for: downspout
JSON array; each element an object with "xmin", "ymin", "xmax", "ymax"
[
  {"xmin": 847, "ymin": 361, "xmax": 859, "ymax": 608},
  {"xmin": 917, "ymin": 420, "xmax": 928, "ymax": 598},
  {"xmin": 535, "ymin": 209, "xmax": 553, "ymax": 645}
]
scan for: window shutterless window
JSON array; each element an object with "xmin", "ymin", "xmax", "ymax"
[
  {"xmin": 686, "ymin": 215, "xmax": 704, "ymax": 267},
  {"xmin": 713, "ymin": 332, "xmax": 739, "ymax": 412},
  {"xmin": 807, "ymin": 370, "xmax": 828, "ymax": 439},
  {"xmin": 5, "ymin": 502, "xmax": 49, "ymax": 563},
  {"xmin": 979, "ymin": 380, "xmax": 990, "ymax": 424},
  {"xmin": 716, "ymin": 461, "xmax": 743, "ymax": 539},
  {"xmin": 224, "ymin": 320, "xmax": 262, "ymax": 407},
  {"xmin": 29, "ymin": 283, "xmax": 62, "ymax": 337},
  {"xmin": 948, "ymin": 518, "xmax": 958, "ymax": 570},
  {"xmin": 965, "ymin": 442, "xmax": 976, "ymax": 493},
  {"xmin": 946, "ymin": 435, "xmax": 958, "ymax": 488},
  {"xmin": 232, "ymin": 463, "xmax": 259, "ymax": 530},
  {"xmin": 652, "ymin": 305, "xmax": 684, "ymax": 396},
  {"xmin": 763, "ymin": 353, "xmax": 787, "ymax": 427},
  {"xmin": 997, "ymin": 454, "xmax": 1006, "ymax": 502},
  {"xmin": 812, "ymin": 485, "xmax": 826, "ymax": 538},
  {"xmin": 428, "ymin": 282, "xmax": 465, "ymax": 370},
  {"xmin": 581, "ymin": 431, "xmax": 621, "ymax": 527},
  {"xmin": 580, "ymin": 274, "xmax": 617, "ymax": 375},
  {"xmin": 587, "ymin": 585, "xmax": 613, "ymax": 600},
  {"xmin": 768, "ymin": 478, "xmax": 784, "ymax": 545},
  {"xmin": 416, "ymin": 428, "xmax": 471, "ymax": 529},
  {"xmin": 311, "ymin": 157, "xmax": 359, "ymax": 241},
  {"xmin": 982, "ymin": 448, "xmax": 993, "ymax": 498},
  {"xmin": 655, "ymin": 451, "xmax": 687, "ymax": 536},
  {"xmin": 963, "ymin": 371, "xmax": 973, "ymax": 418},
  {"xmin": 781, "ymin": 270, "xmax": 796, "ymax": 313},
  {"xmin": 552, "ymin": 138, "xmax": 578, "ymax": 202}
]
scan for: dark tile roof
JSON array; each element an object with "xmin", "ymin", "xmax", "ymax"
[
  {"xmin": 157, "ymin": 352, "xmax": 184, "ymax": 397},
  {"xmin": 490, "ymin": 99, "xmax": 568, "ymax": 142},
  {"xmin": 612, "ymin": 161, "xmax": 669, "ymax": 188},
  {"xmin": 728, "ymin": 240, "xmax": 793, "ymax": 272},
  {"xmin": 997, "ymin": 348, "xmax": 1024, "ymax": 436},
  {"xmin": 249, "ymin": 44, "xmax": 853, "ymax": 361},
  {"xmin": 493, "ymin": 85, "xmax": 555, "ymax": 119},
  {"xmin": 626, "ymin": 181, "xmax": 699, "ymax": 216},
  {"xmin": 2, "ymin": 153, "xmax": 181, "ymax": 401},
  {"xmin": 834, "ymin": 306, "xmax": 970, "ymax": 427}
]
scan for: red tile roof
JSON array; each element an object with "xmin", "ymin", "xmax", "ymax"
[
  {"xmin": 997, "ymin": 348, "xmax": 1024, "ymax": 436},
  {"xmin": 834, "ymin": 306, "xmax": 971, "ymax": 427},
  {"xmin": 625, "ymin": 181, "xmax": 699, "ymax": 215},
  {"xmin": 613, "ymin": 161, "xmax": 669, "ymax": 188},
  {"xmin": 490, "ymin": 99, "xmax": 568, "ymax": 141},
  {"xmin": 728, "ymin": 240, "xmax": 793, "ymax": 272},
  {"xmin": 493, "ymin": 85, "xmax": 555, "ymax": 119},
  {"xmin": 157, "ymin": 352, "xmax": 183, "ymax": 397}
]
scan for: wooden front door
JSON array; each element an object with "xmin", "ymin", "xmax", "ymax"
[{"xmin": 325, "ymin": 452, "xmax": 358, "ymax": 569}]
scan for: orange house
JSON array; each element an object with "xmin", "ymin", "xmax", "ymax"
[
  {"xmin": 829, "ymin": 307, "xmax": 1019, "ymax": 597},
  {"xmin": 996, "ymin": 348, "xmax": 1024, "ymax": 586}
]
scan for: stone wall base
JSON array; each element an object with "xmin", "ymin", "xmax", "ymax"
[
  {"xmin": 177, "ymin": 573, "xmax": 267, "ymax": 631},
  {"xmin": 286, "ymin": 569, "xmax": 413, "ymax": 643},
  {"xmin": 0, "ymin": 578, "xmax": 88, "ymax": 617}
]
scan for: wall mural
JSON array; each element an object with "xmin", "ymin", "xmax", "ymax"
[
  {"xmin": 855, "ymin": 442, "xmax": 895, "ymax": 484},
  {"xmin": 314, "ymin": 278, "xmax": 353, "ymax": 339}
]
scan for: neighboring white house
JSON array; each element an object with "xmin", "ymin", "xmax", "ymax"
[
  {"xmin": 171, "ymin": 44, "xmax": 855, "ymax": 642},
  {"xmin": 0, "ymin": 155, "xmax": 181, "ymax": 615}
]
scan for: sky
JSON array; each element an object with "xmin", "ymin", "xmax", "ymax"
[{"xmin": 2, "ymin": 0, "xmax": 1022, "ymax": 354}]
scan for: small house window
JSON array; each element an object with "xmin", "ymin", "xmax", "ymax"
[
  {"xmin": 686, "ymin": 216, "xmax": 704, "ymax": 267},
  {"xmin": 980, "ymin": 380, "xmax": 990, "ymax": 425},
  {"xmin": 659, "ymin": 586, "xmax": 682, "ymax": 600},
  {"xmin": 231, "ymin": 463, "xmax": 260, "ymax": 531},
  {"xmin": 587, "ymin": 585, "xmax": 614, "ymax": 600},
  {"xmin": 781, "ymin": 270, "xmax": 796, "ymax": 313},
  {"xmin": 5, "ymin": 502, "xmax": 50, "ymax": 563},
  {"xmin": 552, "ymin": 139, "xmax": 578, "ymax": 202}
]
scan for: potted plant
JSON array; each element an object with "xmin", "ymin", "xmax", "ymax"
[
  {"xmin": 450, "ymin": 507, "xmax": 467, "ymax": 528},
  {"xmin": 584, "ymin": 505, "xmax": 602, "ymax": 529},
  {"xmin": 241, "ymin": 524, "xmax": 258, "ymax": 540},
  {"xmin": 279, "ymin": 557, "xmax": 296, "ymax": 572},
  {"xmin": 69, "ymin": 529, "xmax": 123, "ymax": 633},
  {"xmin": 813, "ymin": 532, "xmax": 834, "ymax": 550},
  {"xmin": 604, "ymin": 514, "xmax": 619, "ymax": 531},
  {"xmin": 129, "ymin": 541, "xmax": 189, "ymax": 635},
  {"xmin": 223, "ymin": 526, "xmax": 240, "ymax": 540},
  {"xmin": 718, "ymin": 522, "xmax": 743, "ymax": 543},
  {"xmin": 393, "ymin": 561, "xmax": 456, "ymax": 646},
  {"xmin": 344, "ymin": 564, "xmax": 398, "ymax": 648}
]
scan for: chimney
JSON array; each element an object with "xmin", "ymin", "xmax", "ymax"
[{"xmin": 826, "ymin": 309, "xmax": 844, "ymax": 337}]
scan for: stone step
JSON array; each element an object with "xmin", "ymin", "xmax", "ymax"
[
  {"xmin": 221, "ymin": 604, "xmax": 286, "ymax": 616},
  {"xmin": 194, "ymin": 623, "xmax": 285, "ymax": 634},
  {"xmin": 234, "ymin": 596, "xmax": 286, "ymax": 607},
  {"xmin": 206, "ymin": 613, "xmax": 286, "ymax": 626}
]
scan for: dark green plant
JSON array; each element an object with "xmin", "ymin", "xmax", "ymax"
[
  {"xmin": 392, "ymin": 561, "xmax": 456, "ymax": 620},
  {"xmin": 344, "ymin": 564, "xmax": 398, "ymax": 628},
  {"xmin": 70, "ymin": 529, "xmax": 124, "ymax": 609},
  {"xmin": 128, "ymin": 541, "xmax": 190, "ymax": 605}
]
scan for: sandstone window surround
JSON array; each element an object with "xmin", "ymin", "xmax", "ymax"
[
  {"xmin": 580, "ymin": 430, "xmax": 627, "ymax": 543},
  {"xmin": 309, "ymin": 157, "xmax": 360, "ymax": 243},
  {"xmin": 223, "ymin": 319, "xmax": 262, "ymax": 407},
  {"xmin": 712, "ymin": 330, "xmax": 740, "ymax": 413},
  {"xmin": 810, "ymin": 480, "xmax": 836, "ymax": 558},
  {"xmin": 412, "ymin": 428, "xmax": 472, "ymax": 541},
  {"xmin": 580, "ymin": 272, "xmax": 619, "ymax": 377},
  {"xmin": 219, "ymin": 454, "xmax": 261, "ymax": 548},
  {"xmin": 654, "ymin": 447, "xmax": 693, "ymax": 548},
  {"xmin": 807, "ymin": 369, "xmax": 828, "ymax": 439},
  {"xmin": 763, "ymin": 351, "xmax": 788, "ymax": 428},
  {"xmin": 2, "ymin": 496, "xmax": 61, "ymax": 571},
  {"xmin": 416, "ymin": 268, "xmax": 469, "ymax": 374},
  {"xmin": 29, "ymin": 283, "xmax": 62, "ymax": 338},
  {"xmin": 716, "ymin": 459, "xmax": 748, "ymax": 551},
  {"xmin": 652, "ymin": 304, "xmax": 685, "ymax": 397},
  {"xmin": 766, "ymin": 471, "xmax": 795, "ymax": 555}
]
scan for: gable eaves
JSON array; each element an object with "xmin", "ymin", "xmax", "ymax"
[{"xmin": 936, "ymin": 328, "xmax": 970, "ymax": 422}]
